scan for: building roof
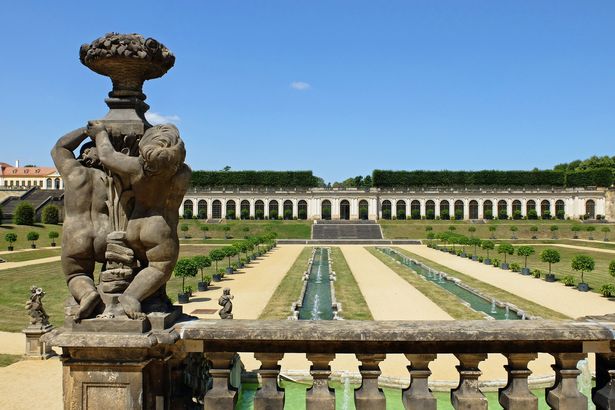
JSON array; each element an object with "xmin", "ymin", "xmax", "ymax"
[{"xmin": 0, "ymin": 163, "xmax": 57, "ymax": 178}]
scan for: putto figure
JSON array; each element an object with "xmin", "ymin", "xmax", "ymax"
[
  {"xmin": 218, "ymin": 288, "xmax": 234, "ymax": 319},
  {"xmin": 26, "ymin": 286, "xmax": 50, "ymax": 327}
]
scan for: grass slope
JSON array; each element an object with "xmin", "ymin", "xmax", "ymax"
[{"xmin": 330, "ymin": 247, "xmax": 373, "ymax": 320}]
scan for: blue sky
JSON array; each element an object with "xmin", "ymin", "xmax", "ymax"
[{"xmin": 1, "ymin": 1, "xmax": 614, "ymax": 182}]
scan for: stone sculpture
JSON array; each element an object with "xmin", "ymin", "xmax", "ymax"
[
  {"xmin": 53, "ymin": 33, "xmax": 189, "ymax": 323},
  {"xmin": 25, "ymin": 286, "xmax": 49, "ymax": 327},
  {"xmin": 218, "ymin": 288, "xmax": 234, "ymax": 319}
]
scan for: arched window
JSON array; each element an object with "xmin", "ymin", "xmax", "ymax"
[
  {"xmin": 340, "ymin": 200, "xmax": 350, "ymax": 220},
  {"xmin": 512, "ymin": 200, "xmax": 522, "ymax": 219},
  {"xmin": 395, "ymin": 200, "xmax": 406, "ymax": 220},
  {"xmin": 360, "ymin": 200, "xmax": 370, "ymax": 220},
  {"xmin": 46, "ymin": 178, "xmax": 52, "ymax": 189},
  {"xmin": 212, "ymin": 200, "xmax": 222, "ymax": 219},
  {"xmin": 269, "ymin": 200, "xmax": 279, "ymax": 219},
  {"xmin": 321, "ymin": 200, "xmax": 332, "ymax": 220},
  {"xmin": 298, "ymin": 200, "xmax": 308, "ymax": 220},
  {"xmin": 483, "ymin": 200, "xmax": 493, "ymax": 220},
  {"xmin": 411, "ymin": 200, "xmax": 420, "ymax": 219},
  {"xmin": 541, "ymin": 200, "xmax": 551, "ymax": 219},
  {"xmin": 182, "ymin": 200, "xmax": 194, "ymax": 218},
  {"xmin": 240, "ymin": 200, "xmax": 250, "ymax": 219},
  {"xmin": 226, "ymin": 200, "xmax": 236, "ymax": 220},
  {"xmin": 425, "ymin": 200, "xmax": 435, "ymax": 220},
  {"xmin": 440, "ymin": 200, "xmax": 450, "ymax": 220},
  {"xmin": 526, "ymin": 200, "xmax": 537, "ymax": 219},
  {"xmin": 197, "ymin": 200, "xmax": 207, "ymax": 219},
  {"xmin": 283, "ymin": 200, "xmax": 293, "ymax": 219},
  {"xmin": 469, "ymin": 200, "xmax": 479, "ymax": 219},
  {"xmin": 54, "ymin": 178, "xmax": 60, "ymax": 189},
  {"xmin": 586, "ymin": 200, "xmax": 596, "ymax": 219},
  {"xmin": 255, "ymin": 200, "xmax": 265, "ymax": 220},
  {"xmin": 454, "ymin": 200, "xmax": 464, "ymax": 220},
  {"xmin": 381, "ymin": 200, "xmax": 392, "ymax": 220},
  {"xmin": 555, "ymin": 200, "xmax": 565, "ymax": 219},
  {"xmin": 498, "ymin": 200, "xmax": 508, "ymax": 219}
]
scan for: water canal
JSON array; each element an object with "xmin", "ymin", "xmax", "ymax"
[{"xmin": 299, "ymin": 247, "xmax": 334, "ymax": 320}]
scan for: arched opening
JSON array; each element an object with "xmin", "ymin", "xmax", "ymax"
[
  {"xmin": 483, "ymin": 200, "xmax": 493, "ymax": 220},
  {"xmin": 498, "ymin": 200, "xmax": 508, "ymax": 219},
  {"xmin": 512, "ymin": 200, "xmax": 522, "ymax": 219},
  {"xmin": 269, "ymin": 200, "xmax": 279, "ymax": 219},
  {"xmin": 381, "ymin": 200, "xmax": 392, "ymax": 220},
  {"xmin": 225, "ymin": 200, "xmax": 236, "ymax": 220},
  {"xmin": 555, "ymin": 200, "xmax": 565, "ymax": 219},
  {"xmin": 396, "ymin": 200, "xmax": 406, "ymax": 220},
  {"xmin": 425, "ymin": 200, "xmax": 435, "ymax": 220},
  {"xmin": 321, "ymin": 200, "xmax": 332, "ymax": 220},
  {"xmin": 283, "ymin": 200, "xmax": 293, "ymax": 220},
  {"xmin": 526, "ymin": 200, "xmax": 537, "ymax": 219},
  {"xmin": 255, "ymin": 200, "xmax": 265, "ymax": 220},
  {"xmin": 340, "ymin": 200, "xmax": 350, "ymax": 220},
  {"xmin": 46, "ymin": 178, "xmax": 52, "ymax": 189},
  {"xmin": 586, "ymin": 200, "xmax": 596, "ymax": 219},
  {"xmin": 298, "ymin": 200, "xmax": 308, "ymax": 220},
  {"xmin": 212, "ymin": 200, "xmax": 222, "ymax": 219},
  {"xmin": 440, "ymin": 200, "xmax": 450, "ymax": 220},
  {"xmin": 54, "ymin": 178, "xmax": 61, "ymax": 189},
  {"xmin": 411, "ymin": 200, "xmax": 420, "ymax": 219},
  {"xmin": 240, "ymin": 200, "xmax": 250, "ymax": 219},
  {"xmin": 198, "ymin": 200, "xmax": 207, "ymax": 219},
  {"xmin": 359, "ymin": 200, "xmax": 369, "ymax": 220},
  {"xmin": 454, "ymin": 200, "xmax": 464, "ymax": 220},
  {"xmin": 182, "ymin": 200, "xmax": 194, "ymax": 218},
  {"xmin": 469, "ymin": 200, "xmax": 479, "ymax": 219},
  {"xmin": 541, "ymin": 200, "xmax": 551, "ymax": 219}
]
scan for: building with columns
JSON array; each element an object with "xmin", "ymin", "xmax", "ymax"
[
  {"xmin": 182, "ymin": 186, "xmax": 614, "ymax": 221},
  {"xmin": 0, "ymin": 162, "xmax": 63, "ymax": 190}
]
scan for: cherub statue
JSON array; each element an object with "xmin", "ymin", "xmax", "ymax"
[
  {"xmin": 26, "ymin": 286, "xmax": 50, "ymax": 327},
  {"xmin": 218, "ymin": 288, "xmax": 234, "ymax": 319}
]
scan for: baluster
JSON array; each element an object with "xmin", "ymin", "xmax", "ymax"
[
  {"xmin": 402, "ymin": 354, "xmax": 437, "ymax": 410},
  {"xmin": 253, "ymin": 352, "xmax": 285, "ymax": 410},
  {"xmin": 594, "ymin": 353, "xmax": 615, "ymax": 409},
  {"xmin": 498, "ymin": 353, "xmax": 538, "ymax": 410},
  {"xmin": 546, "ymin": 353, "xmax": 587, "ymax": 410},
  {"xmin": 355, "ymin": 353, "xmax": 386, "ymax": 410},
  {"xmin": 306, "ymin": 353, "xmax": 335, "ymax": 410},
  {"xmin": 451, "ymin": 353, "xmax": 488, "ymax": 410},
  {"xmin": 203, "ymin": 351, "xmax": 238, "ymax": 410}
]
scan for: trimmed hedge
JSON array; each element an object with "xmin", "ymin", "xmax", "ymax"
[
  {"xmin": 372, "ymin": 169, "xmax": 613, "ymax": 188},
  {"xmin": 191, "ymin": 171, "xmax": 318, "ymax": 188}
]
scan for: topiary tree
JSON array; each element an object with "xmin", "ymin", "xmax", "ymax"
[
  {"xmin": 602, "ymin": 226, "xmax": 611, "ymax": 241},
  {"xmin": 183, "ymin": 209, "xmax": 193, "ymax": 219},
  {"xmin": 200, "ymin": 225, "xmax": 209, "ymax": 239},
  {"xmin": 41, "ymin": 204, "xmax": 60, "ymax": 224},
  {"xmin": 180, "ymin": 224, "xmax": 190, "ymax": 238},
  {"xmin": 497, "ymin": 243, "xmax": 515, "ymax": 264},
  {"xmin": 4, "ymin": 232, "xmax": 17, "ymax": 250},
  {"xmin": 223, "ymin": 225, "xmax": 231, "ymax": 239},
  {"xmin": 192, "ymin": 255, "xmax": 212, "ymax": 283},
  {"xmin": 550, "ymin": 225, "xmax": 559, "ymax": 239},
  {"xmin": 48, "ymin": 231, "xmax": 59, "ymax": 246},
  {"xmin": 571, "ymin": 225, "xmax": 581, "ymax": 239},
  {"xmin": 540, "ymin": 249, "xmax": 560, "ymax": 276},
  {"xmin": 14, "ymin": 202, "xmax": 34, "ymax": 225},
  {"xmin": 527, "ymin": 209, "xmax": 538, "ymax": 220},
  {"xmin": 481, "ymin": 240, "xmax": 495, "ymax": 259},
  {"xmin": 517, "ymin": 246, "xmax": 535, "ymax": 270},
  {"xmin": 587, "ymin": 226, "xmax": 596, "ymax": 240},
  {"xmin": 530, "ymin": 225, "xmax": 539, "ymax": 239},
  {"xmin": 209, "ymin": 248, "xmax": 226, "ymax": 271},
  {"xmin": 468, "ymin": 226, "xmax": 476, "ymax": 237},
  {"xmin": 26, "ymin": 231, "xmax": 39, "ymax": 248},
  {"xmin": 223, "ymin": 246, "xmax": 238, "ymax": 269},
  {"xmin": 488, "ymin": 225, "xmax": 497, "ymax": 239},
  {"xmin": 509, "ymin": 225, "xmax": 518, "ymax": 239},
  {"xmin": 609, "ymin": 260, "xmax": 615, "ymax": 278},
  {"xmin": 174, "ymin": 258, "xmax": 198, "ymax": 295},
  {"xmin": 448, "ymin": 225, "xmax": 456, "ymax": 232},
  {"xmin": 425, "ymin": 226, "xmax": 433, "ymax": 233},
  {"xmin": 571, "ymin": 254, "xmax": 594, "ymax": 287},
  {"xmin": 469, "ymin": 237, "xmax": 481, "ymax": 256}
]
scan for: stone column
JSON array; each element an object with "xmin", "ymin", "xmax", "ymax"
[
  {"xmin": 546, "ymin": 353, "xmax": 588, "ymax": 410},
  {"xmin": 264, "ymin": 200, "xmax": 270, "ymax": 219},
  {"xmin": 306, "ymin": 353, "xmax": 335, "ymax": 410},
  {"xmin": 420, "ymin": 199, "xmax": 426, "ymax": 219},
  {"xmin": 254, "ymin": 352, "xmax": 284, "ymax": 410},
  {"xmin": 451, "ymin": 353, "xmax": 488, "ymax": 409},
  {"xmin": 498, "ymin": 353, "xmax": 538, "ymax": 409},
  {"xmin": 355, "ymin": 353, "xmax": 385, "ymax": 410},
  {"xmin": 293, "ymin": 200, "xmax": 299, "ymax": 220},
  {"xmin": 203, "ymin": 351, "xmax": 239, "ymax": 409},
  {"xmin": 403, "ymin": 354, "xmax": 437, "ymax": 410}
]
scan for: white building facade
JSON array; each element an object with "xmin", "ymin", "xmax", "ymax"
[{"xmin": 182, "ymin": 186, "xmax": 614, "ymax": 221}]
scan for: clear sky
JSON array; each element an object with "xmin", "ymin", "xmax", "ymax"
[{"xmin": 1, "ymin": 1, "xmax": 614, "ymax": 182}]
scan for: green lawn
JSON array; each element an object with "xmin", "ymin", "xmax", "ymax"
[
  {"xmin": 259, "ymin": 247, "xmax": 310, "ymax": 319},
  {"xmin": 0, "ymin": 248, "xmax": 62, "ymax": 262},
  {"xmin": 178, "ymin": 219, "xmax": 312, "ymax": 240},
  {"xmin": 0, "ymin": 223, "xmax": 63, "ymax": 251},
  {"xmin": 392, "ymin": 247, "xmax": 570, "ymax": 320},
  {"xmin": 0, "ymin": 354, "xmax": 22, "ymax": 367},
  {"xmin": 330, "ymin": 247, "xmax": 373, "ymax": 320}
]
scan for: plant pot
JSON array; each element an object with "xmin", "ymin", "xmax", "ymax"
[
  {"xmin": 483, "ymin": 259, "xmax": 491, "ymax": 265},
  {"xmin": 460, "ymin": 253, "xmax": 466, "ymax": 258},
  {"xmin": 573, "ymin": 235, "xmax": 578, "ymax": 239},
  {"xmin": 177, "ymin": 293, "xmax": 189, "ymax": 304},
  {"xmin": 500, "ymin": 263, "xmax": 509, "ymax": 270},
  {"xmin": 7, "ymin": 246, "xmax": 13, "ymax": 252},
  {"xmin": 239, "ymin": 262, "xmax": 245, "ymax": 269},
  {"xmin": 250, "ymin": 255, "xmax": 256, "ymax": 261},
  {"xmin": 545, "ymin": 273, "xmax": 556, "ymax": 282},
  {"xmin": 212, "ymin": 273, "xmax": 222, "ymax": 282},
  {"xmin": 472, "ymin": 256, "xmax": 477, "ymax": 261},
  {"xmin": 521, "ymin": 267, "xmax": 530, "ymax": 275},
  {"xmin": 226, "ymin": 267, "xmax": 234, "ymax": 275},
  {"xmin": 577, "ymin": 283, "xmax": 589, "ymax": 292},
  {"xmin": 31, "ymin": 244, "xmax": 36, "ymax": 249},
  {"xmin": 531, "ymin": 235, "xmax": 537, "ymax": 240},
  {"xmin": 198, "ymin": 281, "xmax": 209, "ymax": 291},
  {"xmin": 51, "ymin": 242, "xmax": 56, "ymax": 247}
]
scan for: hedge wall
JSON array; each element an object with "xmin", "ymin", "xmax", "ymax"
[
  {"xmin": 191, "ymin": 171, "xmax": 319, "ymax": 188},
  {"xmin": 372, "ymin": 169, "xmax": 613, "ymax": 188}
]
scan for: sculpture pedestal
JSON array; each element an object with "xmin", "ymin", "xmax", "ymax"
[{"xmin": 23, "ymin": 324, "xmax": 55, "ymax": 359}]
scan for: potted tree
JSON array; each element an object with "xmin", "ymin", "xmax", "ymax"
[
  {"xmin": 550, "ymin": 225, "xmax": 559, "ymax": 239},
  {"xmin": 180, "ymin": 224, "xmax": 190, "ymax": 239},
  {"xmin": 48, "ymin": 231, "xmax": 59, "ymax": 247},
  {"xmin": 516, "ymin": 246, "xmax": 535, "ymax": 275},
  {"xmin": 540, "ymin": 249, "xmax": 560, "ymax": 282},
  {"xmin": 223, "ymin": 246, "xmax": 237, "ymax": 274},
  {"xmin": 223, "ymin": 225, "xmax": 231, "ymax": 239},
  {"xmin": 530, "ymin": 225, "xmax": 539, "ymax": 239},
  {"xmin": 602, "ymin": 226, "xmax": 611, "ymax": 242},
  {"xmin": 509, "ymin": 225, "xmax": 518, "ymax": 240},
  {"xmin": 4, "ymin": 233, "xmax": 17, "ymax": 251},
  {"xmin": 200, "ymin": 225, "xmax": 209, "ymax": 239},
  {"xmin": 488, "ymin": 225, "xmax": 497, "ymax": 239},
  {"xmin": 497, "ymin": 243, "xmax": 514, "ymax": 270},
  {"xmin": 481, "ymin": 240, "xmax": 495, "ymax": 265},
  {"xmin": 587, "ymin": 226, "xmax": 596, "ymax": 240},
  {"xmin": 174, "ymin": 257, "xmax": 198, "ymax": 303},
  {"xmin": 571, "ymin": 225, "xmax": 581, "ymax": 239},
  {"xmin": 193, "ymin": 255, "xmax": 212, "ymax": 291},
  {"xmin": 469, "ymin": 237, "xmax": 481, "ymax": 261},
  {"xmin": 468, "ymin": 226, "xmax": 476, "ymax": 237},
  {"xmin": 209, "ymin": 248, "xmax": 226, "ymax": 281},
  {"xmin": 27, "ymin": 231, "xmax": 39, "ymax": 249},
  {"xmin": 571, "ymin": 255, "xmax": 594, "ymax": 292}
]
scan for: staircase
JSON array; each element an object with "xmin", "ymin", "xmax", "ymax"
[
  {"xmin": 312, "ymin": 220, "xmax": 383, "ymax": 240},
  {"xmin": 0, "ymin": 187, "xmax": 64, "ymax": 221}
]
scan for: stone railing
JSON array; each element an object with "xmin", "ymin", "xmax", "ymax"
[{"xmin": 178, "ymin": 317, "xmax": 615, "ymax": 410}]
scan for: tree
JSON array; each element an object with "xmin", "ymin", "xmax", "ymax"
[
  {"xmin": 183, "ymin": 209, "xmax": 193, "ymax": 219},
  {"xmin": 42, "ymin": 205, "xmax": 60, "ymax": 224},
  {"xmin": 609, "ymin": 260, "xmax": 615, "ymax": 278},
  {"xmin": 571, "ymin": 225, "xmax": 581, "ymax": 239},
  {"xmin": 571, "ymin": 255, "xmax": 594, "ymax": 285},
  {"xmin": 527, "ymin": 209, "xmax": 538, "ymax": 220},
  {"xmin": 469, "ymin": 237, "xmax": 481, "ymax": 256},
  {"xmin": 223, "ymin": 246, "xmax": 237, "ymax": 268},
  {"xmin": 48, "ymin": 231, "xmax": 59, "ymax": 246},
  {"xmin": 540, "ymin": 249, "xmax": 560, "ymax": 275},
  {"xmin": 481, "ymin": 240, "xmax": 495, "ymax": 259},
  {"xmin": 530, "ymin": 225, "xmax": 539, "ymax": 239},
  {"xmin": 425, "ymin": 226, "xmax": 433, "ymax": 232},
  {"xmin": 550, "ymin": 225, "xmax": 559, "ymax": 239},
  {"xmin": 4, "ymin": 232, "xmax": 17, "ymax": 249},
  {"xmin": 497, "ymin": 243, "xmax": 515, "ymax": 264},
  {"xmin": 174, "ymin": 258, "xmax": 198, "ymax": 294},
  {"xmin": 509, "ymin": 225, "xmax": 518, "ymax": 239},
  {"xmin": 468, "ymin": 226, "xmax": 476, "ymax": 236},
  {"xmin": 517, "ymin": 246, "xmax": 535, "ymax": 269},
  {"xmin": 200, "ymin": 225, "xmax": 209, "ymax": 239},
  {"xmin": 488, "ymin": 225, "xmax": 497, "ymax": 239},
  {"xmin": 14, "ymin": 202, "xmax": 34, "ymax": 225},
  {"xmin": 180, "ymin": 224, "xmax": 190, "ymax": 238},
  {"xmin": 448, "ymin": 225, "xmax": 456, "ymax": 232},
  {"xmin": 209, "ymin": 248, "xmax": 226, "ymax": 271},
  {"xmin": 602, "ymin": 226, "xmax": 611, "ymax": 241},
  {"xmin": 223, "ymin": 225, "xmax": 231, "ymax": 239},
  {"xmin": 192, "ymin": 255, "xmax": 211, "ymax": 283},
  {"xmin": 587, "ymin": 226, "xmax": 596, "ymax": 240},
  {"xmin": 27, "ymin": 231, "xmax": 39, "ymax": 248}
]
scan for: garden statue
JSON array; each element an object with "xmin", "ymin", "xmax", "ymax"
[
  {"xmin": 218, "ymin": 288, "xmax": 234, "ymax": 319},
  {"xmin": 53, "ymin": 33, "xmax": 190, "ymax": 322},
  {"xmin": 25, "ymin": 286, "xmax": 49, "ymax": 327}
]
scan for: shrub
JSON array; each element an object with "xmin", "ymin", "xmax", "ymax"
[
  {"xmin": 609, "ymin": 260, "xmax": 615, "ymax": 278},
  {"xmin": 4, "ymin": 233, "xmax": 17, "ymax": 246},
  {"xmin": 602, "ymin": 226, "xmax": 611, "ymax": 241},
  {"xmin": 498, "ymin": 210, "xmax": 508, "ymax": 220},
  {"xmin": 532, "ymin": 269, "xmax": 542, "ymax": 278},
  {"xmin": 382, "ymin": 209, "xmax": 391, "ymax": 219},
  {"xmin": 183, "ymin": 209, "xmax": 193, "ymax": 219},
  {"xmin": 411, "ymin": 209, "xmax": 420, "ymax": 220},
  {"xmin": 14, "ymin": 202, "xmax": 35, "ymax": 225},
  {"xmin": 48, "ymin": 231, "xmax": 59, "ymax": 245},
  {"xmin": 542, "ymin": 210, "xmax": 551, "ymax": 220},
  {"xmin": 255, "ymin": 209, "xmax": 264, "ymax": 220},
  {"xmin": 478, "ymin": 256, "xmax": 484, "ymax": 262},
  {"xmin": 510, "ymin": 263, "xmax": 521, "ymax": 272},
  {"xmin": 455, "ymin": 210, "xmax": 463, "ymax": 220},
  {"xmin": 600, "ymin": 284, "xmax": 615, "ymax": 297},
  {"xmin": 571, "ymin": 225, "xmax": 582, "ymax": 238},
  {"xmin": 426, "ymin": 210, "xmax": 435, "ymax": 220},
  {"xmin": 198, "ymin": 209, "xmax": 207, "ymax": 219},
  {"xmin": 42, "ymin": 205, "xmax": 60, "ymax": 224},
  {"xmin": 484, "ymin": 209, "xmax": 493, "ymax": 220},
  {"xmin": 440, "ymin": 209, "xmax": 450, "ymax": 220},
  {"xmin": 491, "ymin": 258, "xmax": 500, "ymax": 267},
  {"xmin": 562, "ymin": 275, "xmax": 576, "ymax": 286},
  {"xmin": 191, "ymin": 170, "xmax": 318, "ymax": 188},
  {"xmin": 298, "ymin": 208, "xmax": 307, "ymax": 220},
  {"xmin": 509, "ymin": 225, "xmax": 518, "ymax": 238},
  {"xmin": 226, "ymin": 210, "xmax": 236, "ymax": 220},
  {"xmin": 513, "ymin": 210, "xmax": 522, "ymax": 220},
  {"xmin": 468, "ymin": 226, "xmax": 476, "ymax": 236},
  {"xmin": 240, "ymin": 209, "xmax": 249, "ymax": 220},
  {"xmin": 530, "ymin": 225, "xmax": 539, "ymax": 238},
  {"xmin": 488, "ymin": 225, "xmax": 497, "ymax": 239},
  {"xmin": 527, "ymin": 209, "xmax": 538, "ymax": 220},
  {"xmin": 180, "ymin": 224, "xmax": 190, "ymax": 238},
  {"xmin": 556, "ymin": 209, "xmax": 565, "ymax": 220},
  {"xmin": 26, "ymin": 231, "xmax": 39, "ymax": 247}
]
